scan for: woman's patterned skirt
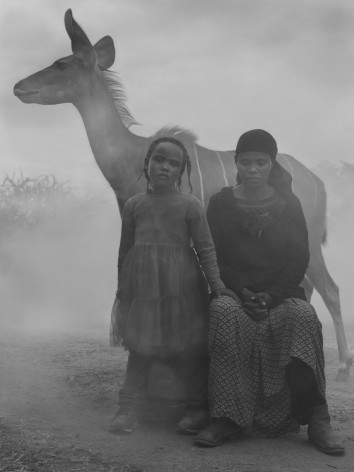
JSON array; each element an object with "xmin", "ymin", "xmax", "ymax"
[{"xmin": 208, "ymin": 295, "xmax": 325, "ymax": 437}]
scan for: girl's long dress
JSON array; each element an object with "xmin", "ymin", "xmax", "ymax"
[{"xmin": 113, "ymin": 191, "xmax": 223, "ymax": 357}]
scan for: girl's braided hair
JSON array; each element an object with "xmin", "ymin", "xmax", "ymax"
[{"xmin": 140, "ymin": 137, "xmax": 193, "ymax": 192}]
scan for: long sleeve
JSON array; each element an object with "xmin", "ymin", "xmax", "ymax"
[
  {"xmin": 187, "ymin": 198, "xmax": 225, "ymax": 293},
  {"xmin": 117, "ymin": 198, "xmax": 135, "ymax": 287},
  {"xmin": 265, "ymin": 197, "xmax": 310, "ymax": 301},
  {"xmin": 207, "ymin": 195, "xmax": 252, "ymax": 293}
]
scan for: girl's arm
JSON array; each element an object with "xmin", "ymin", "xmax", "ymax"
[
  {"xmin": 117, "ymin": 198, "xmax": 136, "ymax": 291},
  {"xmin": 187, "ymin": 197, "xmax": 225, "ymax": 293}
]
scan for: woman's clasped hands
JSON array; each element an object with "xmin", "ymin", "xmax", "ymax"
[
  {"xmin": 211, "ymin": 288, "xmax": 272, "ymax": 322},
  {"xmin": 241, "ymin": 288, "xmax": 272, "ymax": 322}
]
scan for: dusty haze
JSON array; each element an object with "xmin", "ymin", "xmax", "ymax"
[{"xmin": 1, "ymin": 162, "xmax": 353, "ymax": 339}]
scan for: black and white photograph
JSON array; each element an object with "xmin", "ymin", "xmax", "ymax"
[{"xmin": 1, "ymin": 1, "xmax": 353, "ymax": 471}]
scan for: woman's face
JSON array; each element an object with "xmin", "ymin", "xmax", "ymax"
[{"xmin": 236, "ymin": 151, "xmax": 273, "ymax": 188}]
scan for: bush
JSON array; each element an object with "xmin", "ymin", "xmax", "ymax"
[
  {"xmin": 0, "ymin": 174, "xmax": 99, "ymax": 239},
  {"xmin": 0, "ymin": 173, "xmax": 117, "ymax": 330}
]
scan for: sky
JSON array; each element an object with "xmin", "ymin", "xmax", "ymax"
[{"xmin": 1, "ymin": 0, "xmax": 354, "ymax": 194}]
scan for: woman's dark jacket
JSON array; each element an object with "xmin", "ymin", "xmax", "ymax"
[{"xmin": 206, "ymin": 187, "xmax": 310, "ymax": 307}]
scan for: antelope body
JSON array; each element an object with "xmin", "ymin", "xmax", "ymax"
[{"xmin": 13, "ymin": 9, "xmax": 351, "ymax": 379}]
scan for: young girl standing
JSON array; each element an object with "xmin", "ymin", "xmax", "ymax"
[{"xmin": 109, "ymin": 137, "xmax": 225, "ymax": 434}]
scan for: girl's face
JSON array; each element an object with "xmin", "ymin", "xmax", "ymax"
[
  {"xmin": 148, "ymin": 142, "xmax": 184, "ymax": 192},
  {"xmin": 236, "ymin": 151, "xmax": 273, "ymax": 188}
]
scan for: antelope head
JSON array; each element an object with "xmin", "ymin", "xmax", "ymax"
[{"xmin": 13, "ymin": 9, "xmax": 115, "ymax": 106}]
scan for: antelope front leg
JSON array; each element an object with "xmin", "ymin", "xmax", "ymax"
[{"xmin": 307, "ymin": 246, "xmax": 352, "ymax": 381}]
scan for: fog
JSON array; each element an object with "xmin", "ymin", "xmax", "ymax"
[
  {"xmin": 310, "ymin": 161, "xmax": 354, "ymax": 331},
  {"xmin": 1, "ymin": 6, "xmax": 353, "ymax": 468},
  {"xmin": 1, "ymin": 163, "xmax": 353, "ymax": 345},
  {"xmin": 0, "ymin": 176, "xmax": 120, "ymax": 336},
  {"xmin": 0, "ymin": 166, "xmax": 352, "ymax": 460},
  {"xmin": 2, "ymin": 1, "xmax": 353, "ymax": 341}
]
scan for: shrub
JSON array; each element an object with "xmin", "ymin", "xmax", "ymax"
[{"xmin": 0, "ymin": 173, "xmax": 100, "ymax": 239}]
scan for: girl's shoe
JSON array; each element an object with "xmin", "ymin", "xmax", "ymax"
[
  {"xmin": 177, "ymin": 409, "xmax": 209, "ymax": 434},
  {"xmin": 194, "ymin": 418, "xmax": 236, "ymax": 447},
  {"xmin": 109, "ymin": 407, "xmax": 137, "ymax": 433}
]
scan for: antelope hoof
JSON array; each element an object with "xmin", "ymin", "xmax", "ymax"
[{"xmin": 335, "ymin": 358, "xmax": 353, "ymax": 382}]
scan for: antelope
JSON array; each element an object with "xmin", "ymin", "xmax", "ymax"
[{"xmin": 13, "ymin": 9, "xmax": 351, "ymax": 380}]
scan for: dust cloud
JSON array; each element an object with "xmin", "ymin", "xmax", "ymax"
[
  {"xmin": 0, "ymin": 176, "xmax": 123, "ymax": 424},
  {"xmin": 0, "ymin": 168, "xmax": 353, "ymax": 451},
  {"xmin": 0, "ymin": 175, "xmax": 120, "ymax": 337},
  {"xmin": 0, "ymin": 164, "xmax": 352, "ymax": 338},
  {"xmin": 311, "ymin": 160, "xmax": 354, "ymax": 329}
]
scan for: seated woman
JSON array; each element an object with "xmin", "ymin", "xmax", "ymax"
[{"xmin": 195, "ymin": 129, "xmax": 344, "ymax": 455}]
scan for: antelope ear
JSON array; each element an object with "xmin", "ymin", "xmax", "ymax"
[
  {"xmin": 64, "ymin": 9, "xmax": 95, "ymax": 66},
  {"xmin": 94, "ymin": 36, "xmax": 115, "ymax": 70}
]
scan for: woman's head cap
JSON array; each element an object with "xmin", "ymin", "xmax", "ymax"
[{"xmin": 235, "ymin": 129, "xmax": 278, "ymax": 162}]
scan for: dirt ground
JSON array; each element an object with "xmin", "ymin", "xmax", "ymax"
[{"xmin": 0, "ymin": 323, "xmax": 353, "ymax": 472}]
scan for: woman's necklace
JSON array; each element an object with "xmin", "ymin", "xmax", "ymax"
[{"xmin": 232, "ymin": 184, "xmax": 275, "ymax": 201}]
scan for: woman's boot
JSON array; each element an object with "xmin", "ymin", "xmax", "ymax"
[{"xmin": 308, "ymin": 405, "xmax": 345, "ymax": 455}]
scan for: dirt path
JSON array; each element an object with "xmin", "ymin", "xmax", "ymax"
[{"xmin": 0, "ymin": 325, "xmax": 353, "ymax": 472}]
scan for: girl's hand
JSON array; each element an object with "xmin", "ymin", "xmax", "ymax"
[{"xmin": 211, "ymin": 288, "xmax": 238, "ymax": 301}]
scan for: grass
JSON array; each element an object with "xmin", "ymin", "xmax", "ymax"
[{"xmin": 0, "ymin": 416, "xmax": 123, "ymax": 472}]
